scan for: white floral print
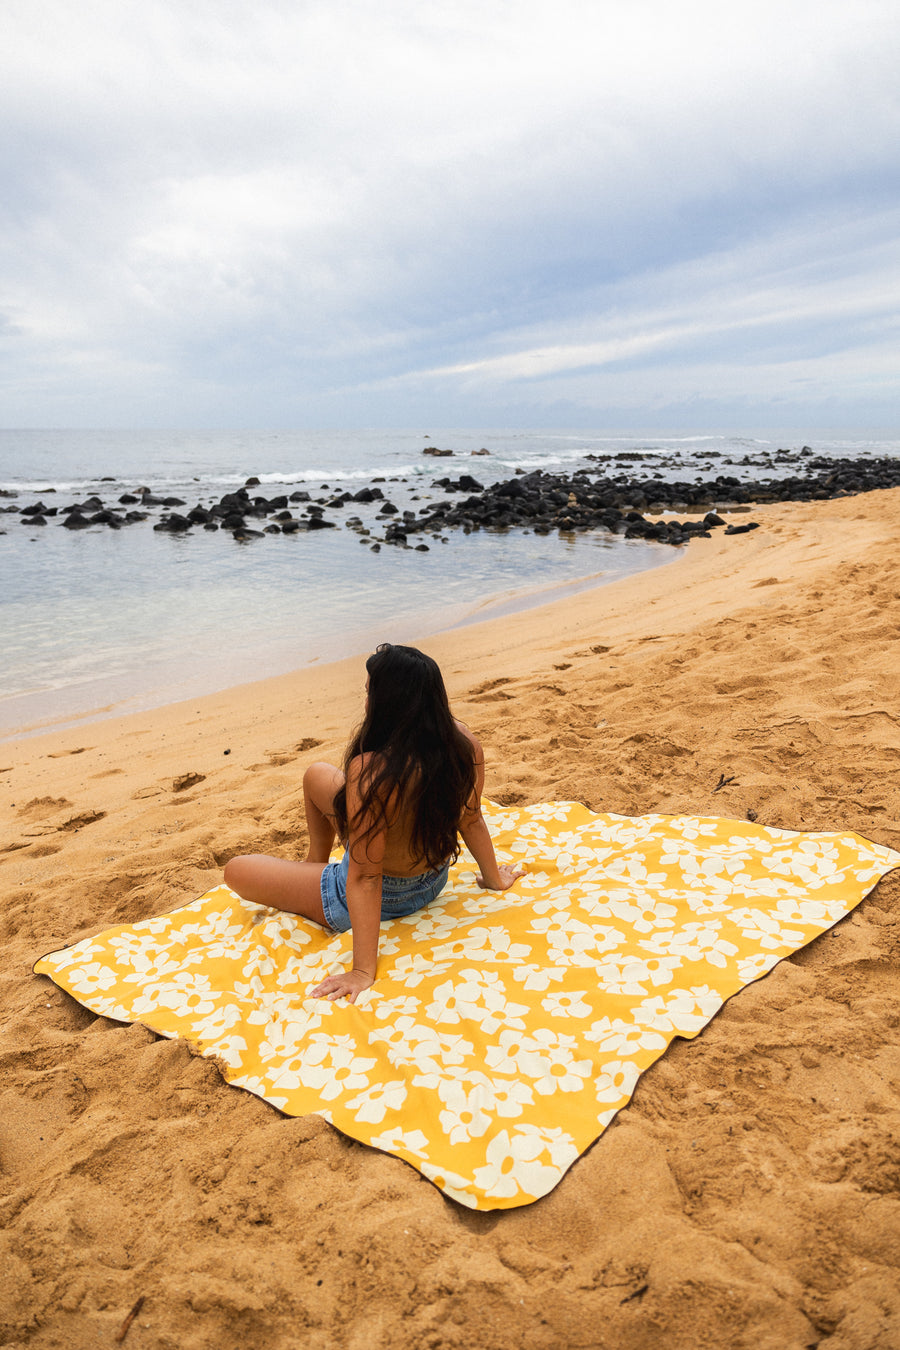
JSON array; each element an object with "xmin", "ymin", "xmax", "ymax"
[
  {"xmin": 424, "ymin": 970, "xmax": 529, "ymax": 1035},
  {"xmin": 344, "ymin": 1078, "xmax": 408, "ymax": 1124},
  {"xmin": 541, "ymin": 990, "xmax": 592, "ymax": 1019},
  {"xmin": 472, "ymin": 1125, "xmax": 578, "ymax": 1199},
  {"xmin": 34, "ymin": 800, "xmax": 899, "ymax": 1212}
]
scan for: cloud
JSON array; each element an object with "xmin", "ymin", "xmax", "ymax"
[
  {"xmin": 1, "ymin": 0, "xmax": 899, "ymax": 425},
  {"xmin": 406, "ymin": 209, "xmax": 900, "ymax": 376},
  {"xmin": 356, "ymin": 210, "xmax": 900, "ymax": 425}
]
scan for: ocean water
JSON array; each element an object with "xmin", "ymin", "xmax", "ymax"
[{"xmin": 2, "ymin": 427, "xmax": 897, "ymax": 739}]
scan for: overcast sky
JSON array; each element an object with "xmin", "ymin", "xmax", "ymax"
[{"xmin": 2, "ymin": 0, "xmax": 899, "ymax": 430}]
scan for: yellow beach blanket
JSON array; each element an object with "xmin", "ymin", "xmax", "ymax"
[{"xmin": 36, "ymin": 802, "xmax": 899, "ymax": 1210}]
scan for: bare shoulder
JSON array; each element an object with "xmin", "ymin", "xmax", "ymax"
[{"xmin": 453, "ymin": 718, "xmax": 484, "ymax": 762}]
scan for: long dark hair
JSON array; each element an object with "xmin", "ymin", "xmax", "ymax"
[{"xmin": 333, "ymin": 644, "xmax": 476, "ymax": 868}]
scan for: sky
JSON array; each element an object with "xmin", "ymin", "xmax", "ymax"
[{"xmin": 2, "ymin": 0, "xmax": 899, "ymax": 430}]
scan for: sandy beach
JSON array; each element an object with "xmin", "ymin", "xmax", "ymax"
[{"xmin": 3, "ymin": 487, "xmax": 900, "ymax": 1349}]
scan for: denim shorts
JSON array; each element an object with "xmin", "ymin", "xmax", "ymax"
[{"xmin": 320, "ymin": 850, "xmax": 450, "ymax": 934}]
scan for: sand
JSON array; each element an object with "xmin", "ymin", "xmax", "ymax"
[{"xmin": 2, "ymin": 488, "xmax": 899, "ymax": 1350}]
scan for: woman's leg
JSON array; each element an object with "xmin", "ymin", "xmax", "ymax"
[
  {"xmin": 223, "ymin": 854, "xmax": 329, "ymax": 927},
  {"xmin": 303, "ymin": 761, "xmax": 345, "ymax": 863},
  {"xmin": 222, "ymin": 761, "xmax": 345, "ymax": 925}
]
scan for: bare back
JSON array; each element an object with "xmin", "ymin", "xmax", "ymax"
[{"xmin": 347, "ymin": 719, "xmax": 483, "ymax": 877}]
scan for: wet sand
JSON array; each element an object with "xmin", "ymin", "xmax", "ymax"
[{"xmin": 2, "ymin": 489, "xmax": 899, "ymax": 1349}]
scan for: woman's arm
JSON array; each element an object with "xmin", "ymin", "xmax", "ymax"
[
  {"xmin": 311, "ymin": 755, "xmax": 386, "ymax": 1003},
  {"xmin": 457, "ymin": 727, "xmax": 524, "ymax": 892}
]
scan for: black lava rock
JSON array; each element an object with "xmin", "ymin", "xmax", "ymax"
[{"xmin": 33, "ymin": 449, "xmax": 900, "ymax": 558}]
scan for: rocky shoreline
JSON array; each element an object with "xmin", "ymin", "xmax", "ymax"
[{"xmin": 3, "ymin": 447, "xmax": 900, "ymax": 552}]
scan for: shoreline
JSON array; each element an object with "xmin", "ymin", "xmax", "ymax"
[
  {"xmin": 0, "ymin": 540, "xmax": 675, "ymax": 744},
  {"xmin": 6, "ymin": 439, "xmax": 899, "ymax": 746},
  {"xmin": 4, "ymin": 487, "xmax": 900, "ymax": 1347},
  {"xmin": 3, "ymin": 489, "xmax": 898, "ymax": 820},
  {"xmin": 1, "ymin": 487, "xmax": 885, "ymax": 749}
]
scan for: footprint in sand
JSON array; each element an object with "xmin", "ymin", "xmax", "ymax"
[
  {"xmin": 469, "ymin": 678, "xmax": 516, "ymax": 703},
  {"xmin": 17, "ymin": 796, "xmax": 72, "ymax": 817},
  {"xmin": 10, "ymin": 805, "xmax": 107, "ymax": 839},
  {"xmin": 470, "ymin": 677, "xmax": 513, "ymax": 694},
  {"xmin": 56, "ymin": 811, "xmax": 106, "ymax": 832}
]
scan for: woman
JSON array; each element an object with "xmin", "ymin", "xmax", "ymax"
[{"xmin": 224, "ymin": 644, "xmax": 523, "ymax": 1003}]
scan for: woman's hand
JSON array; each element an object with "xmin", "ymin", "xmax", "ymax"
[
  {"xmin": 476, "ymin": 863, "xmax": 525, "ymax": 891},
  {"xmin": 311, "ymin": 968, "xmax": 374, "ymax": 1003}
]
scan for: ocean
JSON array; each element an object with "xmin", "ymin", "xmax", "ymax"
[{"xmin": 2, "ymin": 427, "xmax": 897, "ymax": 740}]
